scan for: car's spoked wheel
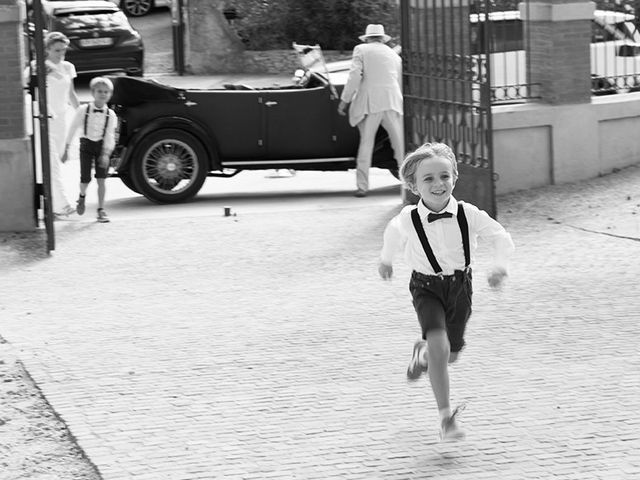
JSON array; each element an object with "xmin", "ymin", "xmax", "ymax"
[
  {"xmin": 121, "ymin": 0, "xmax": 152, "ymax": 16},
  {"xmin": 131, "ymin": 129, "xmax": 208, "ymax": 203}
]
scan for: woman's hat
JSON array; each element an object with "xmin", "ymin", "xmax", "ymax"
[{"xmin": 359, "ymin": 24, "xmax": 391, "ymax": 43}]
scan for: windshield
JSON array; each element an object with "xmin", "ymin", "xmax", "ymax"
[{"xmin": 53, "ymin": 9, "xmax": 128, "ymax": 30}]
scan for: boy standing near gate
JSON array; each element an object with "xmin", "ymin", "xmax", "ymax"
[
  {"xmin": 61, "ymin": 77, "xmax": 117, "ymax": 223},
  {"xmin": 378, "ymin": 142, "xmax": 514, "ymax": 442}
]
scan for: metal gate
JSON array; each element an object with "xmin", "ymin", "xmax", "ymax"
[
  {"xmin": 400, "ymin": 0, "xmax": 496, "ymax": 217},
  {"xmin": 26, "ymin": 0, "xmax": 55, "ymax": 251}
]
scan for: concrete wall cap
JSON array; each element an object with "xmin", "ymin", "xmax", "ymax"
[
  {"xmin": 0, "ymin": 3, "xmax": 23, "ymax": 23},
  {"xmin": 522, "ymin": 2, "xmax": 595, "ymax": 22},
  {"xmin": 408, "ymin": 0, "xmax": 469, "ymax": 7}
]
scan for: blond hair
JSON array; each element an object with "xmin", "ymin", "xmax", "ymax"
[
  {"xmin": 400, "ymin": 142, "xmax": 459, "ymax": 190},
  {"xmin": 44, "ymin": 31, "xmax": 69, "ymax": 49},
  {"xmin": 89, "ymin": 76, "xmax": 114, "ymax": 93}
]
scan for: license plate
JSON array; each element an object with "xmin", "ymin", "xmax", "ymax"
[{"xmin": 79, "ymin": 38, "xmax": 113, "ymax": 47}]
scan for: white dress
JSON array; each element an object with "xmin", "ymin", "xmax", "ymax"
[{"xmin": 27, "ymin": 59, "xmax": 77, "ymax": 213}]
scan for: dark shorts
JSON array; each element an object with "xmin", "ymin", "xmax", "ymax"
[
  {"xmin": 409, "ymin": 269, "xmax": 473, "ymax": 353},
  {"xmin": 79, "ymin": 138, "xmax": 108, "ymax": 183}
]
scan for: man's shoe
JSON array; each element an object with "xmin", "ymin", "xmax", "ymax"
[
  {"xmin": 76, "ymin": 195, "xmax": 86, "ymax": 215},
  {"xmin": 354, "ymin": 190, "xmax": 367, "ymax": 198},
  {"xmin": 439, "ymin": 405, "xmax": 466, "ymax": 442},
  {"xmin": 97, "ymin": 208, "xmax": 110, "ymax": 223},
  {"xmin": 406, "ymin": 339, "xmax": 428, "ymax": 381}
]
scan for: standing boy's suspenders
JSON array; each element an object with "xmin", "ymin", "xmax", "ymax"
[
  {"xmin": 83, "ymin": 105, "xmax": 110, "ymax": 139},
  {"xmin": 410, "ymin": 202, "xmax": 470, "ymax": 275}
]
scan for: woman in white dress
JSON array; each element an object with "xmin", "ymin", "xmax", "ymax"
[{"xmin": 27, "ymin": 31, "xmax": 80, "ymax": 217}]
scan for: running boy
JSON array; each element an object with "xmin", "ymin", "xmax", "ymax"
[
  {"xmin": 378, "ymin": 142, "xmax": 514, "ymax": 442},
  {"xmin": 61, "ymin": 77, "xmax": 117, "ymax": 223}
]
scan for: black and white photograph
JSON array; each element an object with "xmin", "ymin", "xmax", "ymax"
[{"xmin": 1, "ymin": 0, "xmax": 639, "ymax": 479}]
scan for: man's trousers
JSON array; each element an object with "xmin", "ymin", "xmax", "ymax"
[{"xmin": 355, "ymin": 110, "xmax": 404, "ymax": 192}]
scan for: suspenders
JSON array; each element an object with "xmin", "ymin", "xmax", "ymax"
[
  {"xmin": 410, "ymin": 202, "xmax": 470, "ymax": 275},
  {"xmin": 83, "ymin": 104, "xmax": 110, "ymax": 139}
]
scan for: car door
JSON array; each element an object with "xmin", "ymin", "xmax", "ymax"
[
  {"xmin": 262, "ymin": 85, "xmax": 335, "ymax": 159},
  {"xmin": 186, "ymin": 89, "xmax": 265, "ymax": 159}
]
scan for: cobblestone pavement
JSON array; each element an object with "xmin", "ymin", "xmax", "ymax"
[{"xmin": 1, "ymin": 165, "xmax": 639, "ymax": 479}]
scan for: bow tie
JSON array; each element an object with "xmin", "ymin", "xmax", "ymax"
[
  {"xmin": 427, "ymin": 211, "xmax": 453, "ymax": 223},
  {"xmin": 94, "ymin": 108, "xmax": 104, "ymax": 113}
]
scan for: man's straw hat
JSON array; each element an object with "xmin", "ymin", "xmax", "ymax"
[{"xmin": 359, "ymin": 24, "xmax": 391, "ymax": 43}]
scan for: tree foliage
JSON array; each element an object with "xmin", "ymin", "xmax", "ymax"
[{"xmin": 228, "ymin": 0, "xmax": 400, "ymax": 51}]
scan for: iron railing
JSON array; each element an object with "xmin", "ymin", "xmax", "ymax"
[
  {"xmin": 469, "ymin": 0, "xmax": 539, "ymax": 104},
  {"xmin": 591, "ymin": 4, "xmax": 640, "ymax": 95},
  {"xmin": 486, "ymin": 0, "xmax": 640, "ymax": 98}
]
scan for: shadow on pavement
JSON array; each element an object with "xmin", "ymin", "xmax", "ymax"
[
  {"xmin": 0, "ymin": 230, "xmax": 50, "ymax": 270},
  {"xmin": 107, "ymin": 183, "xmax": 402, "ymax": 208},
  {"xmin": 0, "ymin": 220, "xmax": 101, "ymax": 271}
]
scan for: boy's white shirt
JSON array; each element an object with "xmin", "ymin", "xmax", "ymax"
[
  {"xmin": 380, "ymin": 195, "xmax": 514, "ymax": 275},
  {"xmin": 65, "ymin": 102, "xmax": 117, "ymax": 154}
]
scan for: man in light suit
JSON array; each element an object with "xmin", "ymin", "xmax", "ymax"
[{"xmin": 338, "ymin": 24, "xmax": 404, "ymax": 197}]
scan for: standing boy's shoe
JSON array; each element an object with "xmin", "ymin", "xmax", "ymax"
[
  {"xmin": 76, "ymin": 195, "xmax": 86, "ymax": 215},
  {"xmin": 439, "ymin": 405, "xmax": 466, "ymax": 442},
  {"xmin": 407, "ymin": 339, "xmax": 428, "ymax": 381},
  {"xmin": 354, "ymin": 189, "xmax": 367, "ymax": 198},
  {"xmin": 96, "ymin": 208, "xmax": 110, "ymax": 223}
]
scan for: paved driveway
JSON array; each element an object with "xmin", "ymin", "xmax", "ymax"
[{"xmin": 1, "ymin": 165, "xmax": 639, "ymax": 479}]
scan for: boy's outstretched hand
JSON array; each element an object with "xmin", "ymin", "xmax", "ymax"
[
  {"xmin": 378, "ymin": 262, "xmax": 393, "ymax": 280},
  {"xmin": 487, "ymin": 268, "xmax": 507, "ymax": 289}
]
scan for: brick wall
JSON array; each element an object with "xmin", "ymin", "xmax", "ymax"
[
  {"xmin": 0, "ymin": 0, "xmax": 25, "ymax": 139},
  {"xmin": 523, "ymin": 0, "xmax": 594, "ymax": 105},
  {"xmin": 0, "ymin": 0, "xmax": 35, "ymax": 232},
  {"xmin": 529, "ymin": 20, "xmax": 591, "ymax": 104}
]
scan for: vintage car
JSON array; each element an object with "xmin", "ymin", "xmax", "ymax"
[{"xmin": 107, "ymin": 68, "xmax": 397, "ymax": 203}]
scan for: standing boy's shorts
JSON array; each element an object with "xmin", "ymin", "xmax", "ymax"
[
  {"xmin": 409, "ymin": 269, "xmax": 473, "ymax": 352},
  {"xmin": 79, "ymin": 138, "xmax": 107, "ymax": 183}
]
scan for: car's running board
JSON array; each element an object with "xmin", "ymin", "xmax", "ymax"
[
  {"xmin": 208, "ymin": 169, "xmax": 242, "ymax": 178},
  {"xmin": 222, "ymin": 157, "xmax": 355, "ymax": 167}
]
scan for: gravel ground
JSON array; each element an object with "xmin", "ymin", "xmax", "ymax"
[{"xmin": 0, "ymin": 344, "xmax": 101, "ymax": 480}]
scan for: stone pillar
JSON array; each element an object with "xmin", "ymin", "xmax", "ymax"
[
  {"xmin": 0, "ymin": 0, "xmax": 35, "ymax": 232},
  {"xmin": 522, "ymin": 0, "xmax": 594, "ymax": 104}
]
